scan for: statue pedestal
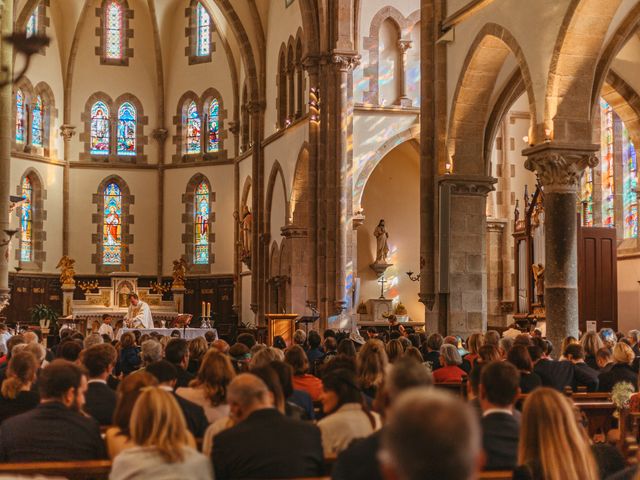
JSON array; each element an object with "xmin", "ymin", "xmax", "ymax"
[
  {"xmin": 61, "ymin": 284, "xmax": 75, "ymax": 316},
  {"xmin": 172, "ymin": 286, "xmax": 186, "ymax": 313},
  {"xmin": 369, "ymin": 262, "xmax": 392, "ymax": 278},
  {"xmin": 366, "ymin": 298, "xmax": 393, "ymax": 322}
]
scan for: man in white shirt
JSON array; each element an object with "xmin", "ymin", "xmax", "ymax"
[
  {"xmin": 97, "ymin": 314, "xmax": 114, "ymax": 340},
  {"xmin": 124, "ymin": 293, "xmax": 154, "ymax": 329}
]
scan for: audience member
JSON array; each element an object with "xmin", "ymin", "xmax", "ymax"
[
  {"xmin": 117, "ymin": 332, "xmax": 141, "ymax": 376},
  {"xmin": 285, "ymin": 344, "xmax": 323, "ymax": 401},
  {"xmin": 211, "ymin": 338, "xmax": 230, "ymax": 354},
  {"xmin": 513, "ymin": 387, "xmax": 599, "ymax": 480},
  {"xmin": 322, "ymin": 336, "xmax": 338, "ymax": 363},
  {"xmin": 480, "ymin": 361, "xmax": 521, "ymax": 470},
  {"xmin": 404, "ymin": 346, "xmax": 424, "ymax": 364},
  {"xmin": 581, "ymin": 331, "xmax": 604, "ymax": 370},
  {"xmin": 82, "ymin": 343, "xmax": 117, "ymax": 426},
  {"xmin": 499, "ymin": 336, "xmax": 515, "ymax": 357},
  {"xmin": 423, "ymin": 333, "xmax": 443, "ymax": 371},
  {"xmin": 165, "ymin": 338, "xmax": 195, "ymax": 388},
  {"xmin": 385, "ymin": 339, "xmax": 404, "ymax": 364},
  {"xmin": 597, "ymin": 347, "xmax": 614, "ymax": 372},
  {"xmin": 187, "ymin": 336, "xmax": 208, "ymax": 375},
  {"xmin": 465, "ymin": 333, "xmax": 484, "ymax": 366},
  {"xmin": 356, "ymin": 339, "xmax": 388, "ymax": 399},
  {"xmin": 307, "ymin": 331, "xmax": 324, "ymax": 365},
  {"xmin": 0, "ymin": 360, "xmax": 105, "ymax": 461},
  {"xmin": 250, "ymin": 346, "xmax": 284, "ymax": 369},
  {"xmin": 507, "ymin": 345, "xmax": 542, "ymax": 393},
  {"xmin": 484, "ymin": 330, "xmax": 500, "ymax": 347},
  {"xmin": 598, "ymin": 342, "xmax": 637, "ymax": 392},
  {"xmin": 530, "ymin": 342, "xmax": 574, "ymax": 391},
  {"xmin": 269, "ymin": 360, "xmax": 312, "ymax": 420},
  {"xmin": 58, "ymin": 340, "xmax": 83, "ymax": 363},
  {"xmin": 139, "ymin": 339, "xmax": 163, "ymax": 368},
  {"xmin": 433, "ymin": 344, "xmax": 466, "ymax": 383},
  {"xmin": 293, "ymin": 329, "xmax": 307, "ymax": 347},
  {"xmin": 337, "ymin": 338, "xmax": 357, "ymax": 358},
  {"xmin": 0, "ymin": 351, "xmax": 39, "ymax": 423},
  {"xmin": 83, "ymin": 333, "xmax": 103, "ymax": 350},
  {"xmin": 110, "ymin": 387, "xmax": 211, "ymax": 480},
  {"xmin": 564, "ymin": 343, "xmax": 599, "ymax": 392},
  {"xmin": 236, "ymin": 333, "xmax": 257, "ymax": 350},
  {"xmin": 212, "ymin": 374, "xmax": 324, "ymax": 479},
  {"xmin": 176, "ymin": 349, "xmax": 235, "ymax": 423},
  {"xmin": 560, "ymin": 336, "xmax": 579, "ymax": 360}
]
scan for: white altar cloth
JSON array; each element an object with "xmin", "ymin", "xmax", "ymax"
[{"xmin": 118, "ymin": 328, "xmax": 218, "ymax": 341}]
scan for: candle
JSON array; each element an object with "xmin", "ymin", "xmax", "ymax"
[
  {"xmin": 207, "ymin": 302, "xmax": 211, "ymax": 318},
  {"xmin": 201, "ymin": 301, "xmax": 205, "ymax": 318}
]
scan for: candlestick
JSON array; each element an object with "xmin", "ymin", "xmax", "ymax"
[
  {"xmin": 206, "ymin": 302, "xmax": 211, "ymax": 318},
  {"xmin": 201, "ymin": 301, "xmax": 205, "ymax": 318}
]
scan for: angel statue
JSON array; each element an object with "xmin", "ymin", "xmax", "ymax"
[
  {"xmin": 56, "ymin": 256, "xmax": 76, "ymax": 287},
  {"xmin": 172, "ymin": 258, "xmax": 188, "ymax": 289},
  {"xmin": 532, "ymin": 263, "xmax": 545, "ymax": 304}
]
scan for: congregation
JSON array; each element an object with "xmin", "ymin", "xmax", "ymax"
[{"xmin": 0, "ymin": 324, "xmax": 639, "ymax": 479}]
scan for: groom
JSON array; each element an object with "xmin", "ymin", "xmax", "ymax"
[{"xmin": 124, "ymin": 293, "xmax": 154, "ymax": 329}]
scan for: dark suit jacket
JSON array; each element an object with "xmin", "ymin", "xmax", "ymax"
[
  {"xmin": 213, "ymin": 408, "xmax": 323, "ymax": 479},
  {"xmin": 174, "ymin": 365, "xmax": 195, "ymax": 389},
  {"xmin": 519, "ymin": 372, "xmax": 542, "ymax": 394},
  {"xmin": 481, "ymin": 412, "xmax": 520, "ymax": 470},
  {"xmin": 0, "ymin": 401, "xmax": 106, "ymax": 461},
  {"xmin": 0, "ymin": 390, "xmax": 39, "ymax": 424},
  {"xmin": 598, "ymin": 364, "xmax": 638, "ymax": 392},
  {"xmin": 172, "ymin": 392, "xmax": 208, "ymax": 438},
  {"xmin": 84, "ymin": 381, "xmax": 117, "ymax": 426},
  {"xmin": 573, "ymin": 362, "xmax": 599, "ymax": 392},
  {"xmin": 533, "ymin": 359, "xmax": 574, "ymax": 391},
  {"xmin": 332, "ymin": 429, "xmax": 383, "ymax": 480}
]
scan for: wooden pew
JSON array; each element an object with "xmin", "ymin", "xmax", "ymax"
[
  {"xmin": 478, "ymin": 472, "xmax": 513, "ymax": 479},
  {"xmin": 434, "ymin": 378, "xmax": 468, "ymax": 399},
  {"xmin": 0, "ymin": 460, "xmax": 112, "ymax": 480}
]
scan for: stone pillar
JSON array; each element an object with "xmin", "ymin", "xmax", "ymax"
[
  {"xmin": 60, "ymin": 125, "xmax": 76, "ymax": 256},
  {"xmin": 61, "ymin": 284, "xmax": 75, "ymax": 316},
  {"xmin": 439, "ymin": 175, "xmax": 496, "ymax": 336},
  {"xmin": 281, "ymin": 224, "xmax": 308, "ymax": 315},
  {"xmin": 152, "ymin": 128, "xmax": 168, "ymax": 282},
  {"xmin": 523, "ymin": 143, "xmax": 598, "ymax": 354},
  {"xmin": 396, "ymin": 40, "xmax": 413, "ymax": 108},
  {"xmin": 0, "ymin": 1, "xmax": 14, "ymax": 304},
  {"xmin": 486, "ymin": 220, "xmax": 507, "ymax": 327}
]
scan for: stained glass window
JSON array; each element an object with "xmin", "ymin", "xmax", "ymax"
[
  {"xmin": 207, "ymin": 98, "xmax": 219, "ymax": 153},
  {"xmin": 26, "ymin": 7, "xmax": 38, "ymax": 38},
  {"xmin": 103, "ymin": 182, "xmax": 122, "ymax": 265},
  {"xmin": 194, "ymin": 181, "xmax": 209, "ymax": 264},
  {"xmin": 105, "ymin": 1, "xmax": 123, "ymax": 60},
  {"xmin": 196, "ymin": 3, "xmax": 211, "ymax": 57},
  {"xmin": 91, "ymin": 101, "xmax": 110, "ymax": 155},
  {"xmin": 601, "ymin": 99, "xmax": 615, "ymax": 227},
  {"xmin": 581, "ymin": 166, "xmax": 594, "ymax": 227},
  {"xmin": 15, "ymin": 89, "xmax": 26, "ymax": 144},
  {"xmin": 186, "ymin": 101, "xmax": 201, "ymax": 154},
  {"xmin": 623, "ymin": 126, "xmax": 638, "ymax": 239},
  {"xmin": 117, "ymin": 102, "xmax": 136, "ymax": 156},
  {"xmin": 20, "ymin": 177, "xmax": 33, "ymax": 262},
  {"xmin": 31, "ymin": 95, "xmax": 44, "ymax": 148}
]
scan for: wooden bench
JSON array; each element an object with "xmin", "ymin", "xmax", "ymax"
[
  {"xmin": 0, "ymin": 460, "xmax": 112, "ymax": 480},
  {"xmin": 479, "ymin": 472, "xmax": 513, "ymax": 479},
  {"xmin": 434, "ymin": 379, "xmax": 468, "ymax": 399}
]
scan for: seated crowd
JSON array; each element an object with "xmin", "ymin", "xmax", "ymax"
[{"xmin": 0, "ymin": 322, "xmax": 639, "ymax": 479}]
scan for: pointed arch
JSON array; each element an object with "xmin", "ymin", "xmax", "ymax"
[
  {"xmin": 182, "ymin": 173, "xmax": 216, "ymax": 273},
  {"xmin": 15, "ymin": 168, "xmax": 47, "ymax": 271},
  {"xmin": 201, "ymin": 87, "xmax": 229, "ymax": 159},
  {"xmin": 187, "ymin": 0, "xmax": 215, "ymax": 64},
  {"xmin": 97, "ymin": 0, "xmax": 133, "ymax": 66},
  {"xmin": 291, "ymin": 143, "xmax": 310, "ymax": 226},
  {"xmin": 265, "ymin": 161, "xmax": 290, "ymax": 246}
]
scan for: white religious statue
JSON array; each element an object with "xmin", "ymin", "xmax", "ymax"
[
  {"xmin": 373, "ymin": 219, "xmax": 390, "ymax": 264},
  {"xmin": 124, "ymin": 293, "xmax": 154, "ymax": 329}
]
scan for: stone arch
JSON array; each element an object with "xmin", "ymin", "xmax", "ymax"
[
  {"xmin": 241, "ymin": 176, "xmax": 252, "ymax": 210},
  {"xmin": 602, "ymin": 71, "xmax": 640, "ymax": 149},
  {"xmin": 33, "ymin": 81, "xmax": 57, "ymax": 158},
  {"xmin": 295, "ymin": 29, "xmax": 304, "ymax": 118},
  {"xmin": 12, "ymin": 76, "xmax": 34, "ymax": 153},
  {"xmin": 297, "ymin": 0, "xmax": 319, "ymax": 56},
  {"xmin": 265, "ymin": 161, "xmax": 289, "ymax": 247},
  {"xmin": 113, "ymin": 93, "xmax": 149, "ymax": 163},
  {"xmin": 172, "ymin": 90, "xmax": 201, "ymax": 163},
  {"xmin": 95, "ymin": 0, "xmax": 134, "ymax": 66},
  {"xmin": 291, "ymin": 143, "xmax": 310, "ymax": 226},
  {"xmin": 79, "ymin": 92, "xmax": 115, "ymax": 161},
  {"xmin": 277, "ymin": 44, "xmax": 288, "ymax": 128},
  {"xmin": 186, "ymin": 0, "xmax": 216, "ymax": 64},
  {"xmin": 545, "ymin": 0, "xmax": 622, "ymax": 142},
  {"xmin": 15, "ymin": 167, "xmax": 47, "ymax": 271},
  {"xmin": 447, "ymin": 23, "xmax": 537, "ymax": 175},
  {"xmin": 354, "ymin": 125, "xmax": 420, "ymax": 208},
  {"xmin": 182, "ymin": 173, "xmax": 216, "ymax": 273},
  {"xmin": 201, "ymin": 87, "xmax": 229, "ymax": 161},
  {"xmin": 287, "ymin": 38, "xmax": 296, "ymax": 120}
]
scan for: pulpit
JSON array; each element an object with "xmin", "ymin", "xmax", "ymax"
[{"xmin": 265, "ymin": 313, "xmax": 299, "ymax": 346}]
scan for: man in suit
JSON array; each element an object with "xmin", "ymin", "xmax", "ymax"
[
  {"xmin": 164, "ymin": 338, "xmax": 194, "ymax": 388},
  {"xmin": 479, "ymin": 361, "xmax": 521, "ymax": 470},
  {"xmin": 82, "ymin": 343, "xmax": 117, "ymax": 426},
  {"xmin": 145, "ymin": 360, "xmax": 208, "ymax": 438},
  {"xmin": 333, "ymin": 357, "xmax": 433, "ymax": 480},
  {"xmin": 565, "ymin": 343, "xmax": 599, "ymax": 392},
  {"xmin": 530, "ymin": 341, "xmax": 575, "ymax": 391},
  {"xmin": 213, "ymin": 373, "xmax": 324, "ymax": 479},
  {"xmin": 0, "ymin": 360, "xmax": 106, "ymax": 461}
]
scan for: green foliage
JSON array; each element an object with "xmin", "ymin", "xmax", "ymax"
[{"xmin": 29, "ymin": 304, "xmax": 59, "ymax": 325}]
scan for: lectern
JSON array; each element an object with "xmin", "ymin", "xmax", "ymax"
[{"xmin": 265, "ymin": 313, "xmax": 299, "ymax": 346}]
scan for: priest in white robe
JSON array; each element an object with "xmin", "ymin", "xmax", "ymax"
[{"xmin": 124, "ymin": 293, "xmax": 154, "ymax": 329}]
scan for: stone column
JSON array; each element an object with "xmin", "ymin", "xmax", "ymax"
[
  {"xmin": 486, "ymin": 220, "xmax": 507, "ymax": 326},
  {"xmin": 0, "ymin": 0, "xmax": 14, "ymax": 304},
  {"xmin": 439, "ymin": 175, "xmax": 496, "ymax": 336},
  {"xmin": 396, "ymin": 40, "xmax": 413, "ymax": 108},
  {"xmin": 152, "ymin": 128, "xmax": 168, "ymax": 282},
  {"xmin": 523, "ymin": 143, "xmax": 598, "ymax": 354},
  {"xmin": 60, "ymin": 125, "xmax": 76, "ymax": 256},
  {"xmin": 281, "ymin": 224, "xmax": 308, "ymax": 315}
]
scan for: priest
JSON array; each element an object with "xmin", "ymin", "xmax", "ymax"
[{"xmin": 124, "ymin": 293, "xmax": 154, "ymax": 329}]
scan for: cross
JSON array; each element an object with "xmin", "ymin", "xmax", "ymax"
[{"xmin": 378, "ymin": 275, "xmax": 387, "ymax": 300}]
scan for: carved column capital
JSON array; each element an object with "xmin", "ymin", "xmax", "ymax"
[
  {"xmin": 438, "ymin": 174, "xmax": 497, "ymax": 196},
  {"xmin": 330, "ymin": 52, "xmax": 360, "ymax": 72},
  {"xmin": 59, "ymin": 125, "xmax": 76, "ymax": 141},
  {"xmin": 280, "ymin": 224, "xmax": 307, "ymax": 238},
  {"xmin": 398, "ymin": 39, "xmax": 413, "ymax": 53},
  {"xmin": 152, "ymin": 128, "xmax": 168, "ymax": 143},
  {"xmin": 523, "ymin": 143, "xmax": 599, "ymax": 193},
  {"xmin": 228, "ymin": 121, "xmax": 240, "ymax": 135},
  {"xmin": 246, "ymin": 100, "xmax": 266, "ymax": 115}
]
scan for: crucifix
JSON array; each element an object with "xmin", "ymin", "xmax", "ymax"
[{"xmin": 377, "ymin": 274, "xmax": 387, "ymax": 300}]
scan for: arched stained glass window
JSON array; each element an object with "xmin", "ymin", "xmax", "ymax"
[
  {"xmin": 581, "ymin": 167, "xmax": 594, "ymax": 227},
  {"xmin": 117, "ymin": 102, "xmax": 136, "ymax": 156},
  {"xmin": 26, "ymin": 8, "xmax": 38, "ymax": 38},
  {"xmin": 16, "ymin": 89, "xmax": 26, "ymax": 144},
  {"xmin": 194, "ymin": 181, "xmax": 209, "ymax": 264},
  {"xmin": 196, "ymin": 3, "xmax": 211, "ymax": 57},
  {"xmin": 103, "ymin": 182, "xmax": 122, "ymax": 265},
  {"xmin": 31, "ymin": 95, "xmax": 44, "ymax": 148},
  {"xmin": 207, "ymin": 98, "xmax": 219, "ymax": 153},
  {"xmin": 105, "ymin": 1, "xmax": 123, "ymax": 59},
  {"xmin": 601, "ymin": 99, "xmax": 615, "ymax": 228},
  {"xmin": 186, "ymin": 101, "xmax": 201, "ymax": 154},
  {"xmin": 623, "ymin": 126, "xmax": 638, "ymax": 239},
  {"xmin": 91, "ymin": 101, "xmax": 110, "ymax": 155},
  {"xmin": 20, "ymin": 177, "xmax": 33, "ymax": 262}
]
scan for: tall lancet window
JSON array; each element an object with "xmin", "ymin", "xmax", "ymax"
[
  {"xmin": 26, "ymin": 8, "xmax": 38, "ymax": 38},
  {"xmin": 91, "ymin": 101, "xmax": 110, "ymax": 155},
  {"xmin": 207, "ymin": 98, "xmax": 219, "ymax": 153},
  {"xmin": 601, "ymin": 99, "xmax": 615, "ymax": 228},
  {"xmin": 16, "ymin": 89, "xmax": 26, "ymax": 144},
  {"xmin": 194, "ymin": 181, "xmax": 210, "ymax": 264},
  {"xmin": 196, "ymin": 3, "xmax": 211, "ymax": 57},
  {"xmin": 105, "ymin": 1, "xmax": 124, "ymax": 59},
  {"xmin": 186, "ymin": 101, "xmax": 201, "ymax": 154},
  {"xmin": 623, "ymin": 126, "xmax": 638, "ymax": 238},
  {"xmin": 103, "ymin": 182, "xmax": 122, "ymax": 265},
  {"xmin": 117, "ymin": 101, "xmax": 136, "ymax": 156},
  {"xmin": 20, "ymin": 177, "xmax": 33, "ymax": 262},
  {"xmin": 31, "ymin": 95, "xmax": 44, "ymax": 148}
]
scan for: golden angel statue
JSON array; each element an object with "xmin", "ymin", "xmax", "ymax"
[
  {"xmin": 56, "ymin": 256, "xmax": 76, "ymax": 287},
  {"xmin": 172, "ymin": 258, "xmax": 188, "ymax": 288}
]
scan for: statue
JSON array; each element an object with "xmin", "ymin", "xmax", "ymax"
[
  {"xmin": 373, "ymin": 219, "xmax": 389, "ymax": 264},
  {"xmin": 532, "ymin": 263, "xmax": 545, "ymax": 304},
  {"xmin": 56, "ymin": 256, "xmax": 76, "ymax": 287},
  {"xmin": 172, "ymin": 258, "xmax": 188, "ymax": 288},
  {"xmin": 234, "ymin": 205, "xmax": 253, "ymax": 264}
]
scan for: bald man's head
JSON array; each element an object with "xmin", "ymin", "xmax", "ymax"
[{"xmin": 227, "ymin": 373, "xmax": 274, "ymax": 422}]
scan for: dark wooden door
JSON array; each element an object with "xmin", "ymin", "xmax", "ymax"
[{"xmin": 578, "ymin": 227, "xmax": 618, "ymax": 332}]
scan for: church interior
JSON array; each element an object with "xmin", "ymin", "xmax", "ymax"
[{"xmin": 1, "ymin": 0, "xmax": 640, "ymax": 479}]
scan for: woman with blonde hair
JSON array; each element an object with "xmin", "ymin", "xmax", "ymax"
[
  {"xmin": 110, "ymin": 388, "xmax": 212, "ymax": 480},
  {"xmin": 464, "ymin": 333, "xmax": 484, "ymax": 366},
  {"xmin": 0, "ymin": 351, "xmax": 39, "ymax": 423},
  {"xmin": 357, "ymin": 339, "xmax": 389, "ymax": 399},
  {"xmin": 187, "ymin": 336, "xmax": 208, "ymax": 375},
  {"xmin": 598, "ymin": 342, "xmax": 638, "ymax": 392},
  {"xmin": 559, "ymin": 336, "xmax": 578, "ymax": 360},
  {"xmin": 176, "ymin": 349, "xmax": 235, "ymax": 423},
  {"xmin": 580, "ymin": 331, "xmax": 604, "ymax": 370},
  {"xmin": 513, "ymin": 387, "xmax": 599, "ymax": 480},
  {"xmin": 385, "ymin": 339, "xmax": 404, "ymax": 364}
]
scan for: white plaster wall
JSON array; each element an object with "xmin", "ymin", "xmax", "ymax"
[
  {"xmin": 68, "ymin": 169, "xmax": 158, "ymax": 275},
  {"xmin": 617, "ymin": 258, "xmax": 640, "ymax": 334},
  {"xmin": 241, "ymin": 273, "xmax": 253, "ymax": 325},
  {"xmin": 611, "ymin": 36, "xmax": 640, "ymax": 101},
  {"xmin": 163, "ymin": 165, "xmax": 235, "ymax": 276},
  {"xmin": 264, "ymin": 122, "xmax": 308, "ymax": 200}
]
